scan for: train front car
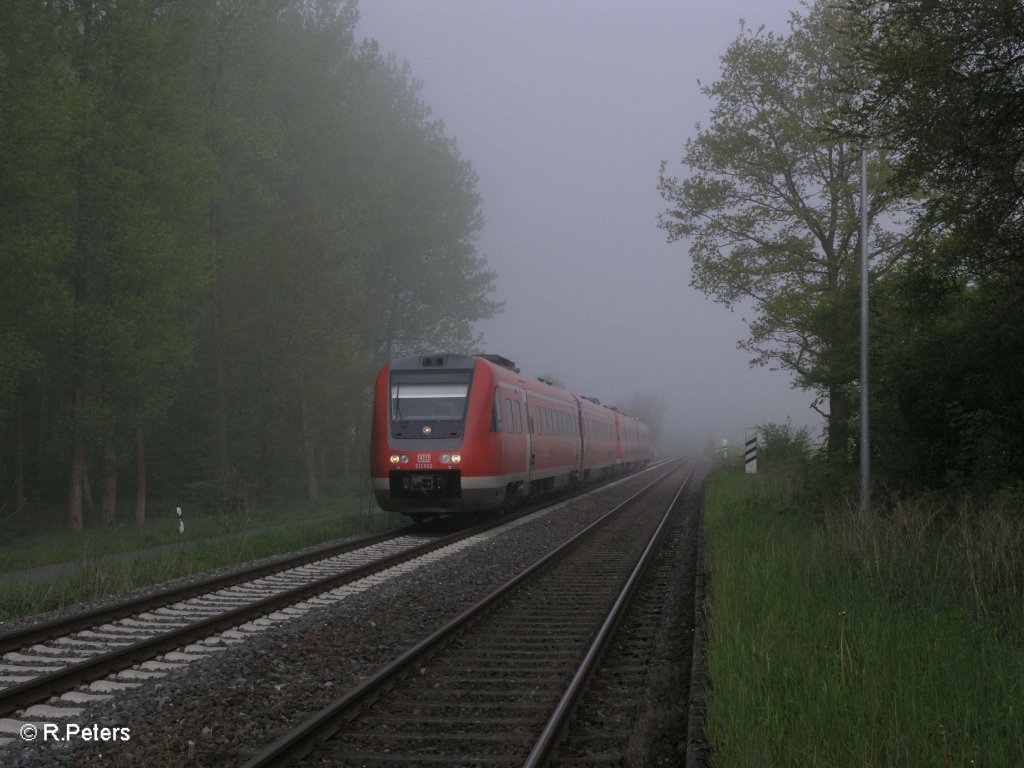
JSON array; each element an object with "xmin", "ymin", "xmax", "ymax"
[{"xmin": 370, "ymin": 353, "xmax": 506, "ymax": 518}]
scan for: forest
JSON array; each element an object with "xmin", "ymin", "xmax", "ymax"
[{"xmin": 0, "ymin": 0, "xmax": 500, "ymax": 531}]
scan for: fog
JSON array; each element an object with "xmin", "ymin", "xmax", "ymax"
[{"xmin": 357, "ymin": 0, "xmax": 821, "ymax": 451}]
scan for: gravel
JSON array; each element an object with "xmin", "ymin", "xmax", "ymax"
[{"xmin": 3, "ymin": 471, "xmax": 658, "ymax": 768}]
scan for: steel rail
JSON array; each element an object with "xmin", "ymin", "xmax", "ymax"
[
  {"xmin": 522, "ymin": 462, "xmax": 696, "ymax": 767},
  {"xmin": 0, "ymin": 511, "xmax": 531, "ymax": 717},
  {"xmin": 239, "ymin": 459, "xmax": 686, "ymax": 768},
  {"xmin": 1, "ymin": 463, "xmax": 671, "ymax": 656},
  {"xmin": 0, "ymin": 526, "xmax": 413, "ymax": 654}
]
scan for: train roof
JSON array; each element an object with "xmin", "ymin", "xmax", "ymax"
[
  {"xmin": 385, "ymin": 353, "xmax": 640, "ymax": 422},
  {"xmin": 387, "ymin": 352, "xmax": 520, "ymax": 373}
]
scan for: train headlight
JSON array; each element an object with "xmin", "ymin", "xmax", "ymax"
[
  {"xmin": 441, "ymin": 452, "xmax": 462, "ymax": 465},
  {"xmin": 390, "ymin": 454, "xmax": 410, "ymax": 465}
]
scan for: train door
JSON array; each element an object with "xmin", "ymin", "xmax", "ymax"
[
  {"xmin": 499, "ymin": 384, "xmax": 531, "ymax": 495},
  {"xmin": 522, "ymin": 390, "xmax": 533, "ymax": 492}
]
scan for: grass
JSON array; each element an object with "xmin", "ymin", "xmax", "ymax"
[
  {"xmin": 1, "ymin": 492, "xmax": 373, "ymax": 572},
  {"xmin": 0, "ymin": 492, "xmax": 408, "ymax": 623},
  {"xmin": 703, "ymin": 464, "xmax": 1024, "ymax": 767}
]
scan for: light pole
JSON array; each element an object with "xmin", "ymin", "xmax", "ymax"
[{"xmin": 859, "ymin": 148, "xmax": 870, "ymax": 522}]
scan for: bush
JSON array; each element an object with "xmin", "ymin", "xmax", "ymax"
[{"xmin": 756, "ymin": 419, "xmax": 818, "ymax": 465}]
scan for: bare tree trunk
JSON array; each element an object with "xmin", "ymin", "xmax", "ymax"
[
  {"xmin": 258, "ymin": 424, "xmax": 270, "ymax": 504},
  {"xmin": 826, "ymin": 385, "xmax": 852, "ymax": 462},
  {"xmin": 342, "ymin": 422, "xmax": 354, "ymax": 486},
  {"xmin": 101, "ymin": 405, "xmax": 117, "ymax": 527},
  {"xmin": 68, "ymin": 376, "xmax": 85, "ymax": 532},
  {"xmin": 301, "ymin": 397, "xmax": 319, "ymax": 501},
  {"xmin": 82, "ymin": 459, "xmax": 95, "ymax": 520},
  {"xmin": 14, "ymin": 388, "xmax": 25, "ymax": 516},
  {"xmin": 210, "ymin": 197, "xmax": 231, "ymax": 484},
  {"xmin": 135, "ymin": 422, "xmax": 146, "ymax": 525},
  {"xmin": 35, "ymin": 384, "xmax": 46, "ymax": 504}
]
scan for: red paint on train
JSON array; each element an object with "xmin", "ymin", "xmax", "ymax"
[{"xmin": 370, "ymin": 353, "xmax": 651, "ymax": 519}]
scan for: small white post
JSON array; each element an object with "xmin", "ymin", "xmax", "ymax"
[
  {"xmin": 176, "ymin": 506, "xmax": 185, "ymax": 535},
  {"xmin": 744, "ymin": 428, "xmax": 758, "ymax": 474}
]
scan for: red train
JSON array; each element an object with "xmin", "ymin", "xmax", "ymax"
[{"xmin": 370, "ymin": 353, "xmax": 651, "ymax": 519}]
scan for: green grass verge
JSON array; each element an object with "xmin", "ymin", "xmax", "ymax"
[
  {"xmin": 0, "ymin": 495, "xmax": 379, "ymax": 573},
  {"xmin": 703, "ymin": 467, "xmax": 1024, "ymax": 766},
  {"xmin": 0, "ymin": 497, "xmax": 407, "ymax": 623}
]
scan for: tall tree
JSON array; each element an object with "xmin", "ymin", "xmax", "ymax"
[
  {"xmin": 658, "ymin": 2, "xmax": 907, "ymax": 458},
  {"xmin": 353, "ymin": 45, "xmax": 501, "ymax": 361},
  {"xmin": 0, "ymin": 3, "xmax": 74, "ymax": 516},
  {"xmin": 196, "ymin": 7, "xmax": 499, "ymax": 499},
  {"xmin": 52, "ymin": 0, "xmax": 206, "ymax": 528},
  {"xmin": 190, "ymin": 0, "xmax": 292, "ymax": 487}
]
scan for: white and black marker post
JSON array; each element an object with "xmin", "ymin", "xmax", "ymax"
[
  {"xmin": 176, "ymin": 506, "xmax": 185, "ymax": 535},
  {"xmin": 744, "ymin": 427, "xmax": 758, "ymax": 474}
]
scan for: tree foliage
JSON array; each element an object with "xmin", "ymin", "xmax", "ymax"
[
  {"xmin": 0, "ymin": 0, "xmax": 500, "ymax": 529},
  {"xmin": 658, "ymin": 3, "xmax": 909, "ymax": 459},
  {"xmin": 660, "ymin": 0, "xmax": 1024, "ymax": 491},
  {"xmin": 848, "ymin": 0, "xmax": 1024, "ymax": 274},
  {"xmin": 846, "ymin": 0, "xmax": 1024, "ymax": 491}
]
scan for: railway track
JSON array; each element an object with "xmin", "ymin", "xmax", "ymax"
[
  {"xmin": 241, "ymin": 460, "xmax": 699, "ymax": 767},
  {"xmin": 0, "ymin": 515, "xmax": 530, "ymax": 724}
]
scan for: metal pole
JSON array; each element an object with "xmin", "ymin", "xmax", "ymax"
[{"xmin": 859, "ymin": 148, "xmax": 870, "ymax": 522}]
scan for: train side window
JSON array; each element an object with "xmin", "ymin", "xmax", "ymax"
[
  {"xmin": 505, "ymin": 398, "xmax": 514, "ymax": 434},
  {"xmin": 491, "ymin": 388, "xmax": 503, "ymax": 432}
]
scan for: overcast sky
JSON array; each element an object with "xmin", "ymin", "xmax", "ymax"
[{"xmin": 356, "ymin": 0, "xmax": 821, "ymax": 450}]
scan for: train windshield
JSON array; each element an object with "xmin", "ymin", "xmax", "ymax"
[{"xmin": 390, "ymin": 371, "xmax": 472, "ymax": 425}]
